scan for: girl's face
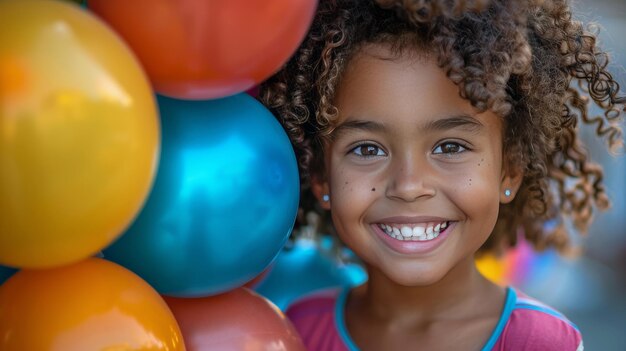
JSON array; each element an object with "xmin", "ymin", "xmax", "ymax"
[{"xmin": 315, "ymin": 44, "xmax": 518, "ymax": 286}]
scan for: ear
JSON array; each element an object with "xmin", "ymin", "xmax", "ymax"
[
  {"xmin": 311, "ymin": 175, "xmax": 331, "ymax": 210},
  {"xmin": 500, "ymin": 163, "xmax": 524, "ymax": 204}
]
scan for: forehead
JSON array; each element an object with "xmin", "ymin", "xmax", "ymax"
[{"xmin": 333, "ymin": 43, "xmax": 501, "ymax": 132}]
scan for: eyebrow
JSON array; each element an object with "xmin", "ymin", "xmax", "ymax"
[
  {"xmin": 422, "ymin": 114, "xmax": 484, "ymax": 132},
  {"xmin": 331, "ymin": 120, "xmax": 385, "ymax": 140},
  {"xmin": 331, "ymin": 114, "xmax": 483, "ymax": 139}
]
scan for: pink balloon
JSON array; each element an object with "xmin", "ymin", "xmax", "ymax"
[{"xmin": 165, "ymin": 288, "xmax": 305, "ymax": 351}]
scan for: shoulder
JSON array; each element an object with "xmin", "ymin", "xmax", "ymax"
[
  {"xmin": 285, "ymin": 287, "xmax": 349, "ymax": 351},
  {"xmin": 286, "ymin": 286, "xmax": 341, "ymax": 320},
  {"xmin": 496, "ymin": 289, "xmax": 583, "ymax": 351}
]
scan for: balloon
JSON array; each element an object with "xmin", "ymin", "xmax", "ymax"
[
  {"xmin": 105, "ymin": 93, "xmax": 299, "ymax": 296},
  {"xmin": 255, "ymin": 238, "xmax": 367, "ymax": 310},
  {"xmin": 0, "ymin": 0, "xmax": 159, "ymax": 268},
  {"xmin": 165, "ymin": 288, "xmax": 305, "ymax": 351},
  {"xmin": 475, "ymin": 237, "xmax": 547, "ymax": 287},
  {"xmin": 244, "ymin": 265, "xmax": 273, "ymax": 289},
  {"xmin": 475, "ymin": 253, "xmax": 506, "ymax": 285},
  {"xmin": 0, "ymin": 258, "xmax": 184, "ymax": 350},
  {"xmin": 88, "ymin": 0, "xmax": 318, "ymax": 99}
]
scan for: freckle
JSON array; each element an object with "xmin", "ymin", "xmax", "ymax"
[
  {"xmin": 345, "ymin": 181, "xmax": 348, "ymax": 185},
  {"xmin": 371, "ymin": 188, "xmax": 376, "ymax": 192}
]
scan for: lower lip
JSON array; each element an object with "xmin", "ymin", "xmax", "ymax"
[{"xmin": 372, "ymin": 222, "xmax": 456, "ymax": 255}]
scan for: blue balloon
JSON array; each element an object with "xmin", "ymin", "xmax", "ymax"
[
  {"xmin": 255, "ymin": 238, "xmax": 367, "ymax": 310},
  {"xmin": 104, "ymin": 94, "xmax": 299, "ymax": 296}
]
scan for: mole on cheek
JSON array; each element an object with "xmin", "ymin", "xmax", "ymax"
[{"xmin": 371, "ymin": 187, "xmax": 376, "ymax": 192}]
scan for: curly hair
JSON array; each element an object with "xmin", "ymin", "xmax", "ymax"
[{"xmin": 260, "ymin": 0, "xmax": 624, "ymax": 256}]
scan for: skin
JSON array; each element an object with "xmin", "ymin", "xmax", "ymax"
[{"xmin": 312, "ymin": 43, "xmax": 523, "ymax": 350}]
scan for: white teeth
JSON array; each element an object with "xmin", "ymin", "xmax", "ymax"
[
  {"xmin": 412, "ymin": 226, "xmax": 425, "ymax": 237},
  {"xmin": 378, "ymin": 221, "xmax": 450, "ymax": 242},
  {"xmin": 401, "ymin": 226, "xmax": 413, "ymax": 237}
]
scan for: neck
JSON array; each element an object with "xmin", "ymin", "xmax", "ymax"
[{"xmin": 353, "ymin": 256, "xmax": 497, "ymax": 325}]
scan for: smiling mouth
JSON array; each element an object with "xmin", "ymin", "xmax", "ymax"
[{"xmin": 376, "ymin": 221, "xmax": 450, "ymax": 241}]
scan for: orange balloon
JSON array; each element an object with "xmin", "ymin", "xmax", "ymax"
[
  {"xmin": 0, "ymin": 0, "xmax": 159, "ymax": 268},
  {"xmin": 165, "ymin": 288, "xmax": 305, "ymax": 351},
  {"xmin": 89, "ymin": 0, "xmax": 318, "ymax": 99},
  {"xmin": 0, "ymin": 258, "xmax": 185, "ymax": 351}
]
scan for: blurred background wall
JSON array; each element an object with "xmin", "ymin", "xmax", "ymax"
[{"xmin": 523, "ymin": 1, "xmax": 626, "ymax": 349}]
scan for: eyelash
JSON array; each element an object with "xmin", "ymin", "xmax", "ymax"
[
  {"xmin": 432, "ymin": 141, "xmax": 469, "ymax": 155},
  {"xmin": 348, "ymin": 140, "xmax": 470, "ymax": 158},
  {"xmin": 349, "ymin": 143, "xmax": 387, "ymax": 158}
]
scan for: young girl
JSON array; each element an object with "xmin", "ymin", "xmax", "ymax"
[{"xmin": 260, "ymin": 0, "xmax": 624, "ymax": 350}]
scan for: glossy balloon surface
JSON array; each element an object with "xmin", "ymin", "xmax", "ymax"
[
  {"xmin": 0, "ymin": 0, "xmax": 159, "ymax": 268},
  {"xmin": 89, "ymin": 0, "xmax": 318, "ymax": 99},
  {"xmin": 165, "ymin": 288, "xmax": 305, "ymax": 351},
  {"xmin": 0, "ymin": 258, "xmax": 184, "ymax": 351},
  {"xmin": 105, "ymin": 94, "xmax": 299, "ymax": 296}
]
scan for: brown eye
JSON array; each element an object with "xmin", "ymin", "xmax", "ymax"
[
  {"xmin": 351, "ymin": 144, "xmax": 385, "ymax": 157},
  {"xmin": 433, "ymin": 142, "xmax": 466, "ymax": 154}
]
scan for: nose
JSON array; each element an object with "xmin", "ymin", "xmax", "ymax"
[{"xmin": 385, "ymin": 153, "xmax": 436, "ymax": 202}]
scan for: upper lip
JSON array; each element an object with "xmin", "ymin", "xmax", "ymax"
[{"xmin": 375, "ymin": 216, "xmax": 452, "ymax": 224}]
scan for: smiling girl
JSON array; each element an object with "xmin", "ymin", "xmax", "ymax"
[{"xmin": 260, "ymin": 0, "xmax": 624, "ymax": 350}]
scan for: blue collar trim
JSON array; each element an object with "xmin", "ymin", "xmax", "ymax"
[{"xmin": 334, "ymin": 286, "xmax": 517, "ymax": 351}]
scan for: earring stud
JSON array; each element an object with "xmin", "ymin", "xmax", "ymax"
[
  {"xmin": 322, "ymin": 194, "xmax": 330, "ymax": 202},
  {"xmin": 504, "ymin": 189, "xmax": 511, "ymax": 197}
]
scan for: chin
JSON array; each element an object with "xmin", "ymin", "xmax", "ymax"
[{"xmin": 385, "ymin": 267, "xmax": 447, "ymax": 287}]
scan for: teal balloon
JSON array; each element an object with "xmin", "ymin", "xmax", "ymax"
[
  {"xmin": 104, "ymin": 93, "xmax": 299, "ymax": 297},
  {"xmin": 255, "ymin": 238, "xmax": 367, "ymax": 310}
]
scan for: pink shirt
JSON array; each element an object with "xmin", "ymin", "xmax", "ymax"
[{"xmin": 286, "ymin": 287, "xmax": 583, "ymax": 350}]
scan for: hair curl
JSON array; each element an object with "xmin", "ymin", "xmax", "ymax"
[{"xmin": 260, "ymin": 0, "xmax": 624, "ymax": 255}]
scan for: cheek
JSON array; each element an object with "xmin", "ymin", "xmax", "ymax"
[
  {"xmin": 446, "ymin": 159, "xmax": 501, "ymax": 212},
  {"xmin": 329, "ymin": 164, "xmax": 377, "ymax": 213}
]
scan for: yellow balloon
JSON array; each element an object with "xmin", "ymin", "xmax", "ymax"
[
  {"xmin": 0, "ymin": 0, "xmax": 159, "ymax": 268},
  {"xmin": 475, "ymin": 254, "xmax": 507, "ymax": 285},
  {"xmin": 0, "ymin": 258, "xmax": 185, "ymax": 350}
]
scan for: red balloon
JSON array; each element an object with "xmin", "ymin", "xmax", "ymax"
[
  {"xmin": 89, "ymin": 0, "xmax": 318, "ymax": 100},
  {"xmin": 165, "ymin": 288, "xmax": 305, "ymax": 351}
]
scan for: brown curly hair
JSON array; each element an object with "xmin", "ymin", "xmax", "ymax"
[{"xmin": 260, "ymin": 0, "xmax": 624, "ymax": 256}]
